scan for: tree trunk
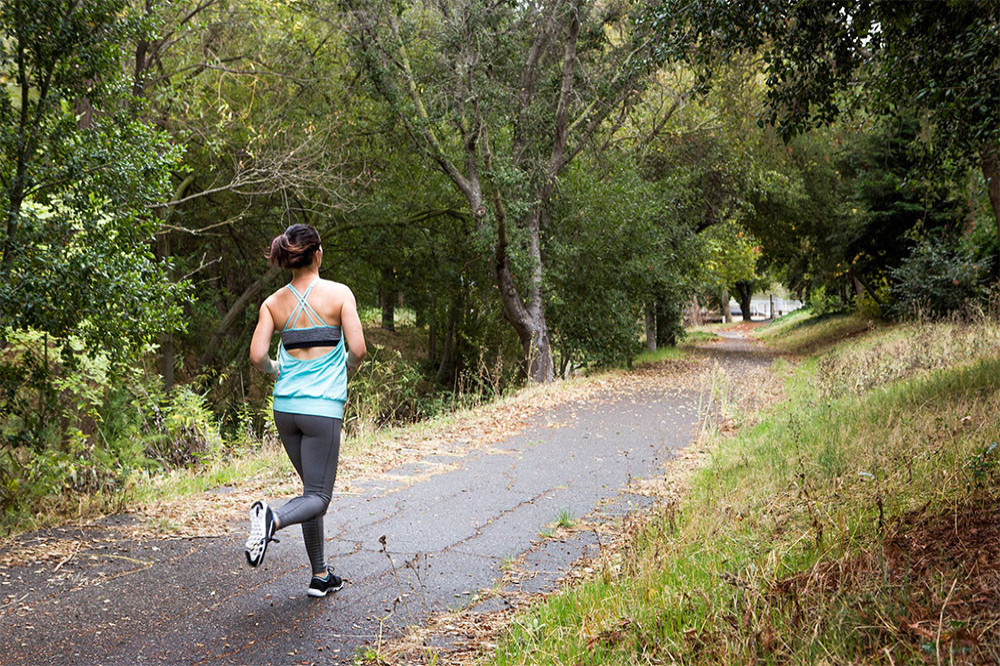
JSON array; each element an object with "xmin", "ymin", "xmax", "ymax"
[
  {"xmin": 981, "ymin": 143, "xmax": 1000, "ymax": 278},
  {"xmin": 735, "ymin": 281, "xmax": 753, "ymax": 321},
  {"xmin": 436, "ymin": 295, "xmax": 460, "ymax": 385},
  {"xmin": 655, "ymin": 298, "xmax": 677, "ymax": 347},
  {"xmin": 493, "ymin": 218, "xmax": 555, "ymax": 383},
  {"xmin": 1, "ymin": 193, "xmax": 23, "ymax": 276},
  {"xmin": 156, "ymin": 231, "xmax": 175, "ymax": 390},
  {"xmin": 379, "ymin": 267, "xmax": 396, "ymax": 331},
  {"xmin": 644, "ymin": 302, "xmax": 656, "ymax": 352},
  {"xmin": 519, "ymin": 325, "xmax": 555, "ymax": 383},
  {"xmin": 720, "ymin": 290, "xmax": 731, "ymax": 322}
]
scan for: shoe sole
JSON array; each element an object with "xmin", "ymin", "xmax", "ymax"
[
  {"xmin": 307, "ymin": 581, "xmax": 344, "ymax": 598},
  {"xmin": 245, "ymin": 502, "xmax": 268, "ymax": 567}
]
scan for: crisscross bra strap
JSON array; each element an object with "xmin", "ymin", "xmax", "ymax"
[{"xmin": 283, "ymin": 280, "xmax": 326, "ymax": 330}]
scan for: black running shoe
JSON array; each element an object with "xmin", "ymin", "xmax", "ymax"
[
  {"xmin": 307, "ymin": 568, "xmax": 344, "ymax": 598},
  {"xmin": 245, "ymin": 500, "xmax": 278, "ymax": 567}
]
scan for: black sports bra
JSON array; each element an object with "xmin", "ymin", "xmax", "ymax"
[{"xmin": 279, "ymin": 281, "xmax": 343, "ymax": 350}]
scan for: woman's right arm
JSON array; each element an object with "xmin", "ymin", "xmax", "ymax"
[
  {"xmin": 340, "ymin": 287, "xmax": 367, "ymax": 371},
  {"xmin": 249, "ymin": 302, "xmax": 280, "ymax": 377}
]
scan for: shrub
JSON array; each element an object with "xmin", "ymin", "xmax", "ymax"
[
  {"xmin": 345, "ymin": 345, "xmax": 431, "ymax": 436},
  {"xmin": 889, "ymin": 236, "xmax": 990, "ymax": 319},
  {"xmin": 0, "ymin": 327, "xmax": 233, "ymax": 533},
  {"xmin": 806, "ymin": 285, "xmax": 841, "ymax": 315},
  {"xmin": 144, "ymin": 386, "xmax": 224, "ymax": 467}
]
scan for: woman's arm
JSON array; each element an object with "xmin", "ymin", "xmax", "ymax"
[
  {"xmin": 249, "ymin": 302, "xmax": 280, "ymax": 377},
  {"xmin": 340, "ymin": 287, "xmax": 367, "ymax": 371}
]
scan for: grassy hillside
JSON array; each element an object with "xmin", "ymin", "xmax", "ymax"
[{"xmin": 489, "ymin": 313, "xmax": 1000, "ymax": 664}]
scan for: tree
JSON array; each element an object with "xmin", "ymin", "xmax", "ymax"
[
  {"xmin": 546, "ymin": 152, "xmax": 699, "ymax": 370},
  {"xmin": 0, "ymin": 0, "xmax": 185, "ymax": 350},
  {"xmin": 344, "ymin": 0, "xmax": 662, "ymax": 382},
  {"xmin": 645, "ymin": 0, "xmax": 1000, "ymax": 272}
]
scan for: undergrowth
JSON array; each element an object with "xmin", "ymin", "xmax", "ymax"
[{"xmin": 490, "ymin": 313, "xmax": 1000, "ymax": 664}]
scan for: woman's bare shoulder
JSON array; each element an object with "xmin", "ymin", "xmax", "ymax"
[
  {"xmin": 262, "ymin": 288, "xmax": 287, "ymax": 308},
  {"xmin": 317, "ymin": 278, "xmax": 354, "ymax": 295}
]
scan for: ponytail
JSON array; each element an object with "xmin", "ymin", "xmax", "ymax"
[{"xmin": 268, "ymin": 224, "xmax": 321, "ymax": 269}]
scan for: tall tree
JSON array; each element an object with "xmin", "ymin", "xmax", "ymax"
[{"xmin": 344, "ymin": 0, "xmax": 661, "ymax": 381}]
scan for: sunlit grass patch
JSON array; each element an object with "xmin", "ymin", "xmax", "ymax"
[
  {"xmin": 632, "ymin": 346, "xmax": 684, "ymax": 365},
  {"xmin": 679, "ymin": 330, "xmax": 717, "ymax": 345},
  {"xmin": 755, "ymin": 311, "xmax": 875, "ymax": 355}
]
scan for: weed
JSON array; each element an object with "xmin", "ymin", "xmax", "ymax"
[
  {"xmin": 555, "ymin": 508, "xmax": 577, "ymax": 529},
  {"xmin": 966, "ymin": 441, "xmax": 999, "ymax": 490}
]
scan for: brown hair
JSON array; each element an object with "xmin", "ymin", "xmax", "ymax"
[{"xmin": 269, "ymin": 224, "xmax": 321, "ymax": 269}]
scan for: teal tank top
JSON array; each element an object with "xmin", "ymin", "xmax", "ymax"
[{"xmin": 272, "ymin": 280, "xmax": 348, "ymax": 419}]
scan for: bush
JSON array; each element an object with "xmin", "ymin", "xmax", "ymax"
[
  {"xmin": 345, "ymin": 345, "xmax": 432, "ymax": 436},
  {"xmin": 806, "ymin": 285, "xmax": 842, "ymax": 315},
  {"xmin": 144, "ymin": 386, "xmax": 224, "ymax": 467},
  {"xmin": 889, "ymin": 237, "xmax": 990, "ymax": 319},
  {"xmin": 0, "ymin": 327, "xmax": 233, "ymax": 533}
]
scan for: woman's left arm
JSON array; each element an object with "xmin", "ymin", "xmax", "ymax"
[{"xmin": 249, "ymin": 302, "xmax": 280, "ymax": 377}]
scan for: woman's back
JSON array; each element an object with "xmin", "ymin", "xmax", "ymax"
[{"xmin": 264, "ymin": 279, "xmax": 356, "ymax": 361}]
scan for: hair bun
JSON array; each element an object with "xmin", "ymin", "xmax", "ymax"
[{"xmin": 268, "ymin": 225, "xmax": 322, "ymax": 269}]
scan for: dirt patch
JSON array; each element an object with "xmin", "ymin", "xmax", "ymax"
[{"xmin": 883, "ymin": 498, "xmax": 1000, "ymax": 659}]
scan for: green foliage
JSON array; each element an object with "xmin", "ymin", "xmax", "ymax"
[
  {"xmin": 0, "ymin": 327, "xmax": 232, "ymax": 533},
  {"xmin": 805, "ymin": 286, "xmax": 842, "ymax": 316},
  {"xmin": 966, "ymin": 442, "xmax": 999, "ymax": 491},
  {"xmin": 889, "ymin": 236, "xmax": 992, "ymax": 319},
  {"xmin": 547, "ymin": 158, "xmax": 699, "ymax": 370},
  {"xmin": 646, "ymin": 0, "xmax": 999, "ymax": 153},
  {"xmin": 145, "ymin": 387, "xmax": 225, "ymax": 467},
  {"xmin": 0, "ymin": 0, "xmax": 187, "ymax": 351},
  {"xmin": 346, "ymin": 346, "xmax": 434, "ymax": 435}
]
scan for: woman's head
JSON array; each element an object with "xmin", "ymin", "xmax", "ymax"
[{"xmin": 269, "ymin": 224, "xmax": 321, "ymax": 269}]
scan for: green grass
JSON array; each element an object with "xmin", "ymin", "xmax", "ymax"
[
  {"xmin": 489, "ymin": 313, "xmax": 1000, "ymax": 664},
  {"xmin": 633, "ymin": 330, "xmax": 719, "ymax": 367},
  {"xmin": 680, "ymin": 330, "xmax": 718, "ymax": 345},
  {"xmin": 632, "ymin": 346, "xmax": 685, "ymax": 365},
  {"xmin": 129, "ymin": 441, "xmax": 294, "ymax": 504},
  {"xmin": 755, "ymin": 311, "xmax": 874, "ymax": 355},
  {"xmin": 556, "ymin": 508, "xmax": 577, "ymax": 529}
]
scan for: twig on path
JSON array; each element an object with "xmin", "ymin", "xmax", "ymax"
[{"xmin": 52, "ymin": 541, "xmax": 82, "ymax": 572}]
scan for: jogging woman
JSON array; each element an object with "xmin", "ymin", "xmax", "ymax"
[{"xmin": 246, "ymin": 223, "xmax": 366, "ymax": 597}]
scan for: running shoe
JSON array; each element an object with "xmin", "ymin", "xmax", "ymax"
[
  {"xmin": 307, "ymin": 568, "xmax": 344, "ymax": 598},
  {"xmin": 245, "ymin": 500, "xmax": 278, "ymax": 567}
]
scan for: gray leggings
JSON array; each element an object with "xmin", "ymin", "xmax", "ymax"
[{"xmin": 272, "ymin": 411, "xmax": 341, "ymax": 575}]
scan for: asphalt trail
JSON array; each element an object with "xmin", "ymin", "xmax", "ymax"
[{"xmin": 0, "ymin": 336, "xmax": 772, "ymax": 665}]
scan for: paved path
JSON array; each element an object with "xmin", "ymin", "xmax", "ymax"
[{"xmin": 0, "ymin": 337, "xmax": 771, "ymax": 665}]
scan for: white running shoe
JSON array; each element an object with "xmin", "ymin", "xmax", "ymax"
[{"xmin": 245, "ymin": 500, "xmax": 278, "ymax": 567}]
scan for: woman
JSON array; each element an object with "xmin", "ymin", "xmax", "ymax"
[{"xmin": 246, "ymin": 223, "xmax": 366, "ymax": 598}]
